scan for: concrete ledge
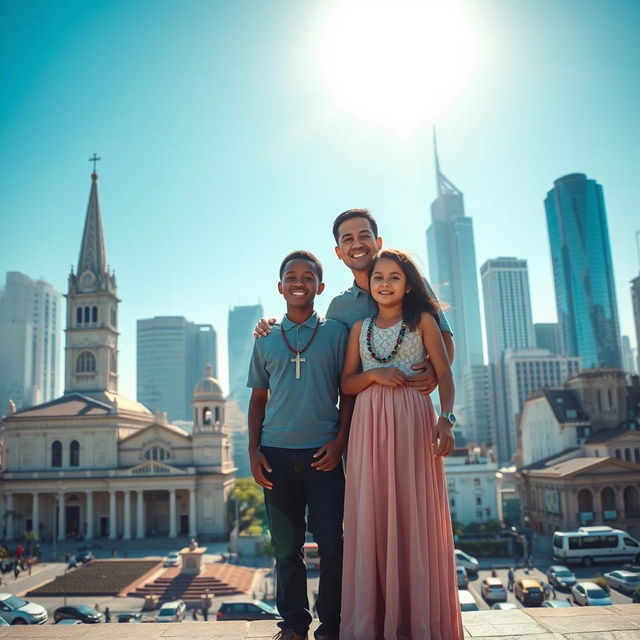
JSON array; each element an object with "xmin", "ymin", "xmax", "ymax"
[{"xmin": 1, "ymin": 605, "xmax": 638, "ymax": 639}]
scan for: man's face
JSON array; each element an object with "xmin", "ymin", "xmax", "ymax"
[
  {"xmin": 334, "ymin": 217, "xmax": 382, "ymax": 272},
  {"xmin": 277, "ymin": 258, "xmax": 324, "ymax": 307}
]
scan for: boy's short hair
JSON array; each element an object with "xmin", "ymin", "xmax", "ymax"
[
  {"xmin": 332, "ymin": 208, "xmax": 379, "ymax": 244},
  {"xmin": 279, "ymin": 250, "xmax": 323, "ymax": 282}
]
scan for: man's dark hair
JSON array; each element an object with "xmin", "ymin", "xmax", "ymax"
[
  {"xmin": 279, "ymin": 250, "xmax": 323, "ymax": 281},
  {"xmin": 332, "ymin": 208, "xmax": 379, "ymax": 244}
]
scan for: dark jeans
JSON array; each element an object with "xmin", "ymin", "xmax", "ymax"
[{"xmin": 262, "ymin": 446, "xmax": 345, "ymax": 637}]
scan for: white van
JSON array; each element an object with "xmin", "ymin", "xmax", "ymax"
[
  {"xmin": 458, "ymin": 589, "xmax": 479, "ymax": 612},
  {"xmin": 552, "ymin": 526, "xmax": 640, "ymax": 567}
]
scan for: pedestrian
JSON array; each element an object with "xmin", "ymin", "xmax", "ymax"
[
  {"xmin": 104, "ymin": 607, "xmax": 111, "ymax": 623},
  {"xmin": 13, "ymin": 562, "xmax": 20, "ymax": 580},
  {"xmin": 507, "ymin": 567, "xmax": 515, "ymax": 592},
  {"xmin": 26, "ymin": 558, "xmax": 32, "ymax": 576},
  {"xmin": 15, "ymin": 544, "xmax": 24, "ymax": 562},
  {"xmin": 201, "ymin": 606, "xmax": 208, "ymax": 622},
  {"xmin": 544, "ymin": 581, "xmax": 556, "ymax": 600},
  {"xmin": 192, "ymin": 608, "xmax": 199, "ymax": 621},
  {"xmin": 491, "ymin": 568, "xmax": 497, "ymax": 578}
]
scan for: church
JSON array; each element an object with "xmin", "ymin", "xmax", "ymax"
[{"xmin": 0, "ymin": 170, "xmax": 236, "ymax": 542}]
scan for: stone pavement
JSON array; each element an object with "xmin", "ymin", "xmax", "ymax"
[{"xmin": 1, "ymin": 604, "xmax": 639, "ymax": 639}]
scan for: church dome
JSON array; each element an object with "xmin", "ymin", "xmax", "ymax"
[{"xmin": 193, "ymin": 365, "xmax": 224, "ymax": 400}]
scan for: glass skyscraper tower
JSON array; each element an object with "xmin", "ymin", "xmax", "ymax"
[{"xmin": 545, "ymin": 173, "xmax": 621, "ymax": 369}]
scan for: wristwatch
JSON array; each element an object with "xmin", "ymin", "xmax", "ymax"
[{"xmin": 440, "ymin": 412, "xmax": 456, "ymax": 427}]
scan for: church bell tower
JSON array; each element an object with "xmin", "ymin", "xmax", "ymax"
[{"xmin": 64, "ymin": 162, "xmax": 120, "ymax": 395}]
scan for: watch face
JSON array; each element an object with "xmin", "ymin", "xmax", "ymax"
[{"xmin": 80, "ymin": 270, "xmax": 96, "ymax": 288}]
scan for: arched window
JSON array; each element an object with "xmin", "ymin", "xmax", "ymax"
[
  {"xmin": 76, "ymin": 351, "xmax": 96, "ymax": 373},
  {"xmin": 76, "ymin": 307, "xmax": 82, "ymax": 324},
  {"xmin": 51, "ymin": 441, "xmax": 62, "ymax": 467},
  {"xmin": 70, "ymin": 440, "xmax": 80, "ymax": 467},
  {"xmin": 84, "ymin": 306, "xmax": 90, "ymax": 323},
  {"xmin": 215, "ymin": 407, "xmax": 220, "ymax": 422},
  {"xmin": 144, "ymin": 446, "xmax": 170, "ymax": 461},
  {"xmin": 92, "ymin": 306, "xmax": 98, "ymax": 323},
  {"xmin": 625, "ymin": 448, "xmax": 632, "ymax": 462},
  {"xmin": 203, "ymin": 407, "xmax": 212, "ymax": 425},
  {"xmin": 577, "ymin": 488, "xmax": 593, "ymax": 514},
  {"xmin": 615, "ymin": 449, "xmax": 622, "ymax": 459}
]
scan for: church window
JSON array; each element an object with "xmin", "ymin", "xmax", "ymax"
[
  {"xmin": 203, "ymin": 408, "xmax": 212, "ymax": 425},
  {"xmin": 76, "ymin": 307, "xmax": 82, "ymax": 325},
  {"xmin": 111, "ymin": 309, "xmax": 116, "ymax": 327},
  {"xmin": 214, "ymin": 407, "xmax": 220, "ymax": 423},
  {"xmin": 84, "ymin": 306, "xmax": 90, "ymax": 323},
  {"xmin": 144, "ymin": 446, "xmax": 170, "ymax": 461},
  {"xmin": 51, "ymin": 441, "xmax": 62, "ymax": 467},
  {"xmin": 92, "ymin": 306, "xmax": 98, "ymax": 323},
  {"xmin": 70, "ymin": 440, "xmax": 80, "ymax": 467},
  {"xmin": 76, "ymin": 351, "xmax": 96, "ymax": 373}
]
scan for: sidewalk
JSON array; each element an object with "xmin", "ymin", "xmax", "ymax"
[{"xmin": 1, "ymin": 561, "xmax": 65, "ymax": 597}]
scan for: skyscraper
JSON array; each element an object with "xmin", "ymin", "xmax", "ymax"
[
  {"xmin": 480, "ymin": 257, "xmax": 536, "ymax": 463},
  {"xmin": 426, "ymin": 132, "xmax": 484, "ymax": 417},
  {"xmin": 534, "ymin": 323, "xmax": 562, "ymax": 355},
  {"xmin": 0, "ymin": 272, "xmax": 61, "ymax": 411},
  {"xmin": 621, "ymin": 335, "xmax": 636, "ymax": 375},
  {"xmin": 137, "ymin": 317, "xmax": 217, "ymax": 421},
  {"xmin": 227, "ymin": 304, "xmax": 263, "ymax": 415},
  {"xmin": 545, "ymin": 173, "xmax": 622, "ymax": 368}
]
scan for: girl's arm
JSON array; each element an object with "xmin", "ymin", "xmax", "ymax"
[{"xmin": 341, "ymin": 321, "xmax": 406, "ymax": 394}]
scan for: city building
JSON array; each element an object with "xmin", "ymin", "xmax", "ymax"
[
  {"xmin": 426, "ymin": 132, "xmax": 484, "ymax": 428},
  {"xmin": 0, "ymin": 170, "xmax": 235, "ymax": 541},
  {"xmin": 137, "ymin": 316, "xmax": 217, "ymax": 421},
  {"xmin": 545, "ymin": 173, "xmax": 622, "ymax": 368},
  {"xmin": 462, "ymin": 364, "xmax": 491, "ymax": 445},
  {"xmin": 622, "ymin": 335, "xmax": 636, "ymax": 375},
  {"xmin": 480, "ymin": 257, "xmax": 536, "ymax": 463},
  {"xmin": 0, "ymin": 272, "xmax": 61, "ymax": 411},
  {"xmin": 444, "ymin": 447, "xmax": 499, "ymax": 526},
  {"xmin": 534, "ymin": 323, "xmax": 561, "ymax": 356},
  {"xmin": 632, "ymin": 274, "xmax": 640, "ymax": 374},
  {"xmin": 517, "ymin": 369, "xmax": 640, "ymax": 535}
]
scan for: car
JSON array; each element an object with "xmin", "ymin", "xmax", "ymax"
[
  {"xmin": 547, "ymin": 565, "xmax": 577, "ymax": 590},
  {"xmin": 53, "ymin": 605, "xmax": 102, "ymax": 624},
  {"xmin": 514, "ymin": 578, "xmax": 544, "ymax": 606},
  {"xmin": 155, "ymin": 600, "xmax": 186, "ymax": 622},
  {"xmin": 633, "ymin": 590, "xmax": 640, "ymax": 604},
  {"xmin": 454, "ymin": 549, "xmax": 479, "ymax": 576},
  {"xmin": 456, "ymin": 565, "xmax": 468, "ymax": 589},
  {"xmin": 117, "ymin": 612, "xmax": 143, "ymax": 623},
  {"xmin": 0, "ymin": 593, "xmax": 48, "ymax": 625},
  {"xmin": 481, "ymin": 577, "xmax": 507, "ymax": 603},
  {"xmin": 56, "ymin": 619, "xmax": 83, "ymax": 625},
  {"xmin": 571, "ymin": 581, "xmax": 612, "ymax": 606},
  {"xmin": 603, "ymin": 569, "xmax": 640, "ymax": 594},
  {"xmin": 164, "ymin": 551, "xmax": 181, "ymax": 567},
  {"xmin": 491, "ymin": 602, "xmax": 518, "ymax": 610},
  {"xmin": 458, "ymin": 589, "xmax": 479, "ymax": 612},
  {"xmin": 77, "ymin": 550, "xmax": 94, "ymax": 564},
  {"xmin": 541, "ymin": 599, "xmax": 573, "ymax": 608},
  {"xmin": 0, "ymin": 618, "xmax": 8, "ymax": 627},
  {"xmin": 216, "ymin": 600, "xmax": 280, "ymax": 621}
]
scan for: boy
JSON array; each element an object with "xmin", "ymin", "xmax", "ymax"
[{"xmin": 248, "ymin": 251, "xmax": 349, "ymax": 640}]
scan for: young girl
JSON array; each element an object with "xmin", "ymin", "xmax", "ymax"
[{"xmin": 340, "ymin": 249, "xmax": 463, "ymax": 640}]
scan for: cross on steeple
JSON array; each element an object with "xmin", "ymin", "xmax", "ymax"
[{"xmin": 89, "ymin": 153, "xmax": 101, "ymax": 173}]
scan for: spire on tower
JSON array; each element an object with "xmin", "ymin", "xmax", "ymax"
[
  {"xmin": 77, "ymin": 166, "xmax": 108, "ymax": 279},
  {"xmin": 433, "ymin": 127, "xmax": 462, "ymax": 197}
]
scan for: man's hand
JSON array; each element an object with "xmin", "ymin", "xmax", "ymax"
[
  {"xmin": 253, "ymin": 318, "xmax": 277, "ymax": 338},
  {"xmin": 370, "ymin": 367, "xmax": 407, "ymax": 387},
  {"xmin": 249, "ymin": 448, "xmax": 273, "ymax": 489},
  {"xmin": 311, "ymin": 437, "xmax": 346, "ymax": 471},
  {"xmin": 408, "ymin": 357, "xmax": 438, "ymax": 395},
  {"xmin": 432, "ymin": 419, "xmax": 455, "ymax": 457}
]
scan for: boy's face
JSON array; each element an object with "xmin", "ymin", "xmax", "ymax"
[
  {"xmin": 278, "ymin": 258, "xmax": 324, "ymax": 307},
  {"xmin": 334, "ymin": 216, "xmax": 382, "ymax": 273}
]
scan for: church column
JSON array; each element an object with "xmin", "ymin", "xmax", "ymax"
[
  {"xmin": 123, "ymin": 490, "xmax": 132, "ymax": 540},
  {"xmin": 136, "ymin": 490, "xmax": 145, "ymax": 539},
  {"xmin": 169, "ymin": 489, "xmax": 177, "ymax": 538},
  {"xmin": 6, "ymin": 494, "xmax": 14, "ymax": 540},
  {"xmin": 85, "ymin": 491, "xmax": 94, "ymax": 540},
  {"xmin": 57, "ymin": 492, "xmax": 66, "ymax": 541},
  {"xmin": 32, "ymin": 493, "xmax": 40, "ymax": 538},
  {"xmin": 188, "ymin": 487, "xmax": 197, "ymax": 538},
  {"xmin": 108, "ymin": 490, "xmax": 117, "ymax": 540}
]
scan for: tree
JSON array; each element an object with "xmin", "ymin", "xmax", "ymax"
[{"xmin": 227, "ymin": 477, "xmax": 267, "ymax": 534}]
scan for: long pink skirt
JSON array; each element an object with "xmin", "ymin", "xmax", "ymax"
[{"xmin": 341, "ymin": 384, "xmax": 463, "ymax": 640}]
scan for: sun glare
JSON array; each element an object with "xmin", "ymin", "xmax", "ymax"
[{"xmin": 317, "ymin": 0, "xmax": 479, "ymax": 134}]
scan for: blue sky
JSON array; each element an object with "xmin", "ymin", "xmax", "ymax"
[{"xmin": 1, "ymin": 0, "xmax": 639, "ymax": 400}]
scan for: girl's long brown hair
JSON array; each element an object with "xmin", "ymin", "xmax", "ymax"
[{"xmin": 368, "ymin": 249, "xmax": 440, "ymax": 331}]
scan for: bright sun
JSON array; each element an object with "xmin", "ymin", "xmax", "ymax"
[{"xmin": 317, "ymin": 0, "xmax": 479, "ymax": 134}]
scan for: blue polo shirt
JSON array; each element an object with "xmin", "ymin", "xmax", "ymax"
[
  {"xmin": 247, "ymin": 311, "xmax": 348, "ymax": 449},
  {"xmin": 325, "ymin": 278, "xmax": 452, "ymax": 332}
]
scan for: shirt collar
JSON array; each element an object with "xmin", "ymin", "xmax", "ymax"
[
  {"xmin": 349, "ymin": 280, "xmax": 368, "ymax": 298},
  {"xmin": 281, "ymin": 310, "xmax": 320, "ymax": 331}
]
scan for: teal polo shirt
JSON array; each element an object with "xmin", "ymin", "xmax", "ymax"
[
  {"xmin": 325, "ymin": 278, "xmax": 452, "ymax": 332},
  {"xmin": 247, "ymin": 311, "xmax": 348, "ymax": 449}
]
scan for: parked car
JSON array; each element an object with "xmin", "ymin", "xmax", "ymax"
[
  {"xmin": 458, "ymin": 589, "xmax": 479, "ymax": 612},
  {"xmin": 0, "ymin": 594, "xmax": 48, "ymax": 625},
  {"xmin": 491, "ymin": 602, "xmax": 518, "ymax": 610},
  {"xmin": 514, "ymin": 578, "xmax": 544, "ymax": 606},
  {"xmin": 456, "ymin": 565, "xmax": 468, "ymax": 589},
  {"xmin": 454, "ymin": 549, "xmax": 479, "ymax": 576},
  {"xmin": 0, "ymin": 618, "xmax": 8, "ymax": 627},
  {"xmin": 216, "ymin": 600, "xmax": 280, "ymax": 621},
  {"xmin": 54, "ymin": 605, "xmax": 102, "ymax": 624},
  {"xmin": 547, "ymin": 565, "xmax": 577, "ymax": 590},
  {"xmin": 633, "ymin": 589, "xmax": 640, "ymax": 604},
  {"xmin": 164, "ymin": 552, "xmax": 181, "ymax": 567},
  {"xmin": 56, "ymin": 619, "xmax": 83, "ymax": 625},
  {"xmin": 117, "ymin": 612, "xmax": 143, "ymax": 623},
  {"xmin": 155, "ymin": 600, "xmax": 186, "ymax": 623},
  {"xmin": 481, "ymin": 577, "xmax": 507, "ymax": 603},
  {"xmin": 571, "ymin": 581, "xmax": 612, "ymax": 606},
  {"xmin": 77, "ymin": 550, "xmax": 94, "ymax": 565},
  {"xmin": 602, "ymin": 570, "xmax": 640, "ymax": 594},
  {"xmin": 541, "ymin": 599, "xmax": 573, "ymax": 608}
]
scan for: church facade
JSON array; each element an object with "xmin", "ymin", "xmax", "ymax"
[{"xmin": 0, "ymin": 171, "xmax": 236, "ymax": 542}]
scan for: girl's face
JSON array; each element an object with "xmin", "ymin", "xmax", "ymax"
[{"xmin": 370, "ymin": 257, "xmax": 410, "ymax": 307}]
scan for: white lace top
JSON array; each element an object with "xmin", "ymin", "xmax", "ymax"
[{"xmin": 359, "ymin": 317, "xmax": 426, "ymax": 376}]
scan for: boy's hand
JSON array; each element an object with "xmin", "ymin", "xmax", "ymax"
[
  {"xmin": 253, "ymin": 318, "xmax": 276, "ymax": 338},
  {"xmin": 311, "ymin": 437, "xmax": 346, "ymax": 471},
  {"xmin": 249, "ymin": 448, "xmax": 273, "ymax": 489},
  {"xmin": 408, "ymin": 357, "xmax": 438, "ymax": 395},
  {"xmin": 433, "ymin": 418, "xmax": 455, "ymax": 457},
  {"xmin": 371, "ymin": 367, "xmax": 406, "ymax": 387}
]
